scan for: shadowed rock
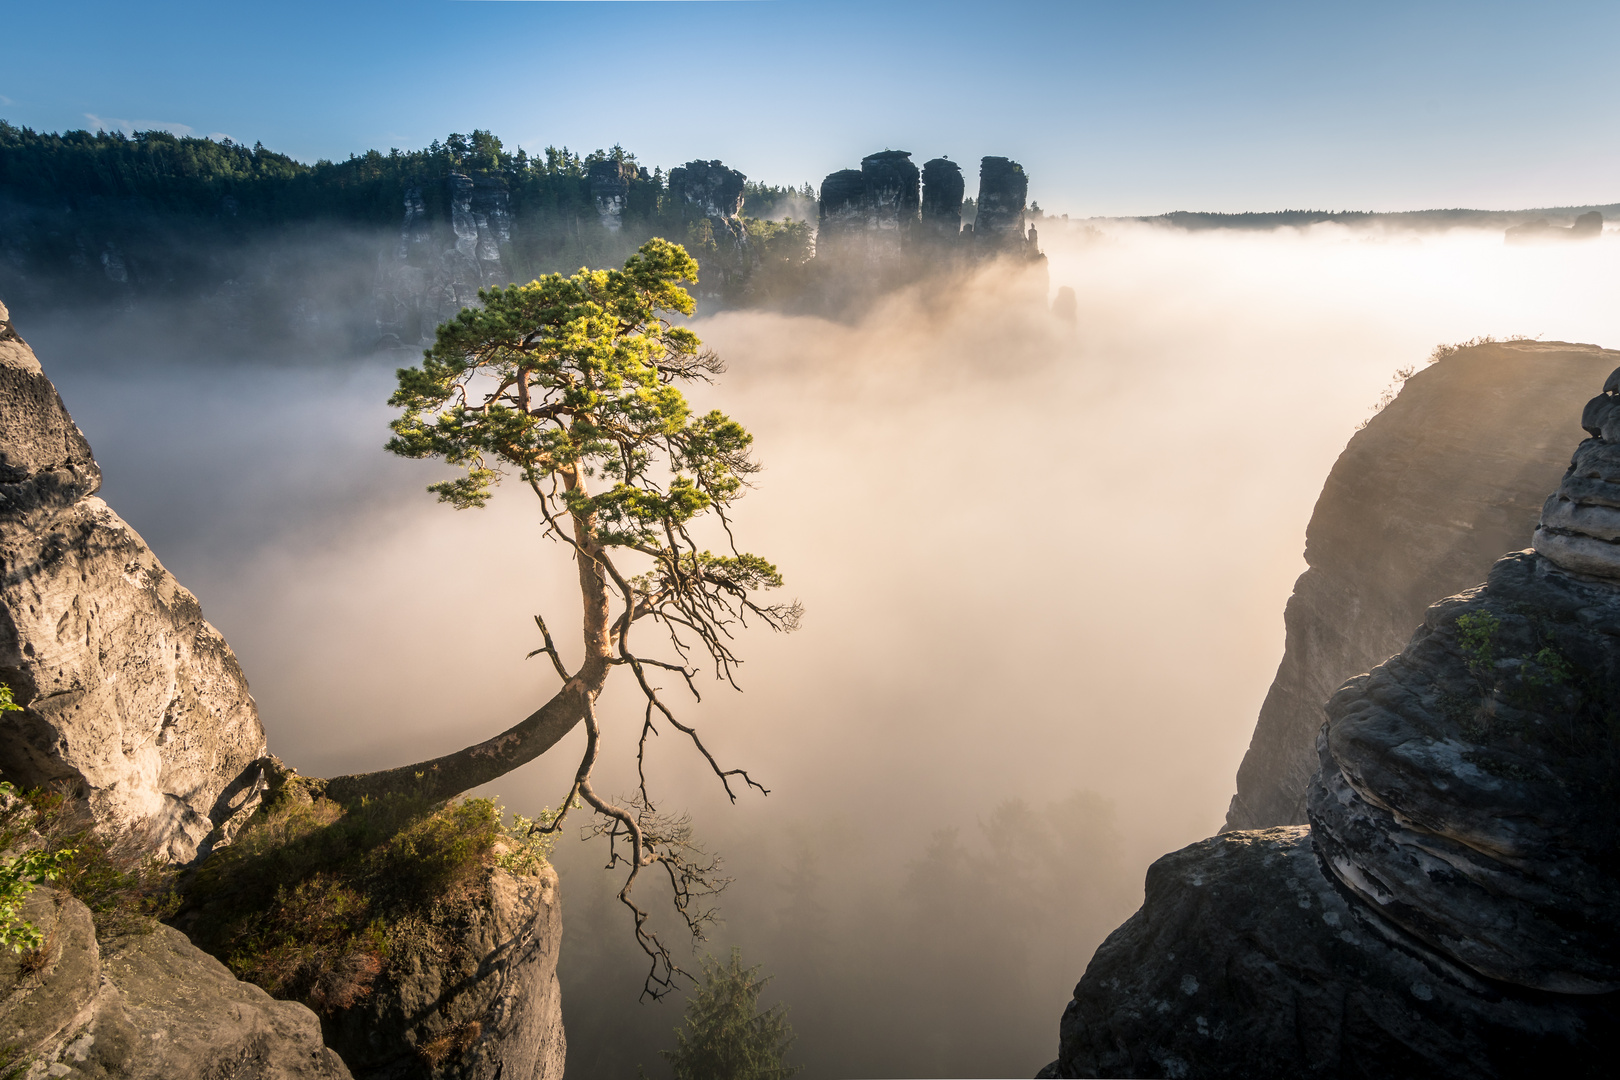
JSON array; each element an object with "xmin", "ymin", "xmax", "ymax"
[
  {"xmin": 1045, "ymin": 366, "xmax": 1620, "ymax": 1077},
  {"xmin": 920, "ymin": 158, "xmax": 965, "ymax": 241},
  {"xmin": 974, "ymin": 156, "xmax": 1030, "ymax": 251},
  {"xmin": 1226, "ymin": 341, "xmax": 1620, "ymax": 830}
]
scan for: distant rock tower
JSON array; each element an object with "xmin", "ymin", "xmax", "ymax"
[
  {"xmin": 974, "ymin": 156, "xmax": 1030, "ymax": 253},
  {"xmin": 815, "ymin": 149, "xmax": 1041, "ymax": 268},
  {"xmin": 588, "ymin": 158, "xmax": 637, "ymax": 233},
  {"xmin": 668, "ymin": 159, "xmax": 749, "ymax": 251},
  {"xmin": 920, "ymin": 157, "xmax": 965, "ymax": 242}
]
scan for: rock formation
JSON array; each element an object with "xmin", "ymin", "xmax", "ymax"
[
  {"xmin": 0, "ymin": 298, "xmax": 269, "ymax": 862},
  {"xmin": 919, "ymin": 158, "xmax": 965, "ymax": 242},
  {"xmin": 0, "ymin": 884, "xmax": 352, "ymax": 1079},
  {"xmin": 1, "ymin": 298, "xmax": 569, "ymax": 1078},
  {"xmin": 816, "ymin": 151, "xmax": 1042, "ymax": 265},
  {"xmin": 588, "ymin": 158, "xmax": 638, "ymax": 234},
  {"xmin": 973, "ymin": 156, "xmax": 1031, "ymax": 252},
  {"xmin": 1505, "ymin": 210, "xmax": 1604, "ymax": 245},
  {"xmin": 1044, "ymin": 367, "xmax": 1620, "ymax": 1078},
  {"xmin": 1226, "ymin": 341, "xmax": 1620, "ymax": 831},
  {"xmin": 375, "ymin": 174, "xmax": 513, "ymax": 348},
  {"xmin": 814, "ymin": 168, "xmax": 869, "ymax": 260},
  {"xmin": 667, "ymin": 160, "xmax": 752, "ymax": 301},
  {"xmin": 320, "ymin": 861, "xmax": 565, "ymax": 1080}
]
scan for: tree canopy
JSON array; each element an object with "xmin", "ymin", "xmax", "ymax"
[{"xmin": 327, "ymin": 238, "xmax": 799, "ymax": 996}]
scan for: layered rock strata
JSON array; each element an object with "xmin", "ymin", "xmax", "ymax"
[
  {"xmin": 1045, "ymin": 370, "xmax": 1620, "ymax": 1077},
  {"xmin": 0, "ymin": 300, "xmax": 269, "ymax": 861},
  {"xmin": 1226, "ymin": 341, "xmax": 1620, "ymax": 830},
  {"xmin": 1, "ymin": 884, "xmax": 351, "ymax": 1079},
  {"xmin": 1043, "ymin": 828, "xmax": 1614, "ymax": 1078}
]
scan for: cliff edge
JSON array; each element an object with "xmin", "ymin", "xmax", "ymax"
[
  {"xmin": 1044, "ymin": 366, "xmax": 1620, "ymax": 1077},
  {"xmin": 1226, "ymin": 340, "xmax": 1620, "ymax": 830},
  {"xmin": 0, "ymin": 297, "xmax": 270, "ymax": 861}
]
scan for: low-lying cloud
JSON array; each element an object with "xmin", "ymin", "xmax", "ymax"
[{"xmin": 23, "ymin": 218, "xmax": 1620, "ymax": 1077}]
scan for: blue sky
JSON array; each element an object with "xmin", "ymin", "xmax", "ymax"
[{"xmin": 4, "ymin": 0, "xmax": 1617, "ymax": 215}]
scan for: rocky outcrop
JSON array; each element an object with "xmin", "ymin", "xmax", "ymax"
[
  {"xmin": 320, "ymin": 862, "xmax": 565, "ymax": 1080},
  {"xmin": 0, "ymin": 300, "xmax": 269, "ymax": 862},
  {"xmin": 817, "ymin": 151, "xmax": 1041, "ymax": 264},
  {"xmin": 1044, "ymin": 828, "xmax": 1615, "ymax": 1078},
  {"xmin": 1226, "ymin": 341, "xmax": 1620, "ymax": 831},
  {"xmin": 588, "ymin": 159, "xmax": 637, "ymax": 234},
  {"xmin": 0, "ymin": 885, "xmax": 351, "ymax": 1079},
  {"xmin": 973, "ymin": 156, "xmax": 1031, "ymax": 252},
  {"xmin": 919, "ymin": 158, "xmax": 964, "ymax": 242},
  {"xmin": 1045, "ymin": 369, "xmax": 1620, "ymax": 1078},
  {"xmin": 667, "ymin": 160, "xmax": 752, "ymax": 301},
  {"xmin": 1505, "ymin": 210, "xmax": 1603, "ymax": 245},
  {"xmin": 375, "ymin": 175, "xmax": 513, "ymax": 348}
]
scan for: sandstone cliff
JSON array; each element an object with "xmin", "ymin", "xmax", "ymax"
[
  {"xmin": 1044, "ymin": 367, "xmax": 1620, "ymax": 1078},
  {"xmin": 0, "ymin": 884, "xmax": 352, "ymax": 1080},
  {"xmin": 1226, "ymin": 340, "xmax": 1620, "ymax": 830},
  {"xmin": 0, "ymin": 298, "xmax": 269, "ymax": 862},
  {"xmin": 0, "ymin": 299, "xmax": 567, "ymax": 1079}
]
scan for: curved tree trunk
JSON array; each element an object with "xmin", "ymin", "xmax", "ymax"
[
  {"xmin": 325, "ymin": 499, "xmax": 615, "ymax": 807},
  {"xmin": 322, "ymin": 657, "xmax": 609, "ymax": 806}
]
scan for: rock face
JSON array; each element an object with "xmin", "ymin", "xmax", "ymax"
[
  {"xmin": 0, "ymin": 885, "xmax": 351, "ymax": 1079},
  {"xmin": 375, "ymin": 175, "xmax": 513, "ymax": 348},
  {"xmin": 1226, "ymin": 341, "xmax": 1620, "ymax": 830},
  {"xmin": 320, "ymin": 863, "xmax": 565, "ymax": 1080},
  {"xmin": 1311, "ymin": 553, "xmax": 1620, "ymax": 997},
  {"xmin": 919, "ymin": 158, "xmax": 965, "ymax": 241},
  {"xmin": 588, "ymin": 159, "xmax": 637, "ymax": 234},
  {"xmin": 0, "ymin": 301, "xmax": 269, "ymax": 862},
  {"xmin": 973, "ymin": 156, "xmax": 1030, "ymax": 251},
  {"xmin": 1045, "ymin": 370, "xmax": 1620, "ymax": 1078},
  {"xmin": 1045, "ymin": 829, "xmax": 1615, "ymax": 1079},
  {"xmin": 814, "ymin": 151, "xmax": 1043, "ymax": 286},
  {"xmin": 667, "ymin": 160, "xmax": 752, "ymax": 302}
]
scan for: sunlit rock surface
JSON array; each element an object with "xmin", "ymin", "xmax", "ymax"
[
  {"xmin": 0, "ymin": 300, "xmax": 269, "ymax": 862},
  {"xmin": 1045, "ymin": 372, "xmax": 1620, "ymax": 1078},
  {"xmin": 1226, "ymin": 340, "xmax": 1620, "ymax": 831},
  {"xmin": 0, "ymin": 884, "xmax": 351, "ymax": 1080}
]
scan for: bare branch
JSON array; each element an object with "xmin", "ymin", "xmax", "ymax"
[{"xmin": 525, "ymin": 614, "xmax": 570, "ymax": 681}]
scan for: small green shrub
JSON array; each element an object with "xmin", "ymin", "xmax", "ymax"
[
  {"xmin": 1456, "ymin": 610, "xmax": 1501, "ymax": 668},
  {"xmin": 185, "ymin": 792, "xmax": 551, "ymax": 1016},
  {"xmin": 0, "ymin": 846, "xmax": 74, "ymax": 953},
  {"xmin": 15, "ymin": 786, "xmax": 178, "ymax": 938}
]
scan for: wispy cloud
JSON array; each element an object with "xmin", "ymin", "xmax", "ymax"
[
  {"xmin": 0, "ymin": 95, "xmax": 13, "ymax": 107},
  {"xmin": 83, "ymin": 113, "xmax": 197, "ymax": 137}
]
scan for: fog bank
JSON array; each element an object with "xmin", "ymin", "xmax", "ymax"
[{"xmin": 23, "ymin": 219, "xmax": 1620, "ymax": 1077}]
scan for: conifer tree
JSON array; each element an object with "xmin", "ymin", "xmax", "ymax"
[{"xmin": 661, "ymin": 949, "xmax": 800, "ymax": 1080}]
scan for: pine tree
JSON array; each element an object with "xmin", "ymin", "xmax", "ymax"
[{"xmin": 661, "ymin": 949, "xmax": 800, "ymax": 1080}]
